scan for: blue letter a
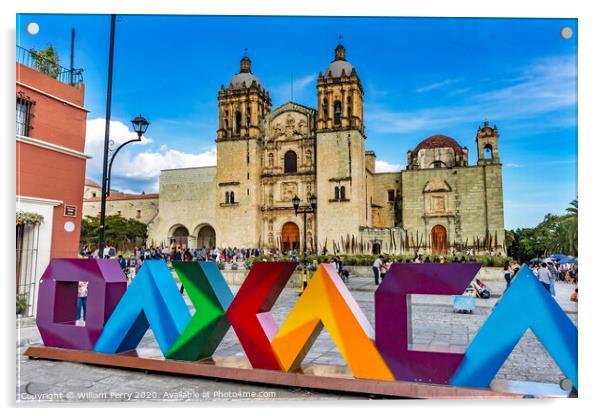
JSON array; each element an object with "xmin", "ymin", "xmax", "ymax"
[
  {"xmin": 94, "ymin": 260, "xmax": 191, "ymax": 355},
  {"xmin": 450, "ymin": 265, "xmax": 578, "ymax": 390}
]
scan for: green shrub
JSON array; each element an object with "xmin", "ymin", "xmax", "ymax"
[
  {"xmin": 217, "ymin": 262, "xmax": 225, "ymax": 270},
  {"xmin": 240, "ymin": 254, "xmax": 511, "ymax": 268},
  {"xmin": 231, "ymin": 263, "xmax": 239, "ymax": 270},
  {"xmin": 16, "ymin": 294, "xmax": 28, "ymax": 315}
]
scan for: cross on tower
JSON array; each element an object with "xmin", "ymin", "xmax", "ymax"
[
  {"xmin": 337, "ymin": 35, "xmax": 343, "ymax": 45},
  {"xmin": 243, "ymin": 47, "xmax": 248, "ymax": 57}
]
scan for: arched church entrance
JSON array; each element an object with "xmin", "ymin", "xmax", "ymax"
[
  {"xmin": 281, "ymin": 222, "xmax": 300, "ymax": 253},
  {"xmin": 170, "ymin": 225, "xmax": 189, "ymax": 248},
  {"xmin": 197, "ymin": 225, "xmax": 216, "ymax": 249},
  {"xmin": 431, "ymin": 225, "xmax": 448, "ymax": 256}
]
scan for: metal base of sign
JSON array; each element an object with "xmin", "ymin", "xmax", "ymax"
[{"xmin": 23, "ymin": 346, "xmax": 572, "ymax": 399}]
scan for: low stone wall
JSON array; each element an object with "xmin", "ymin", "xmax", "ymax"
[
  {"xmin": 221, "ymin": 269, "xmax": 301, "ymax": 287},
  {"xmin": 344, "ymin": 266, "xmax": 503, "ymax": 281},
  {"xmin": 219, "ymin": 265, "xmax": 504, "ymax": 286}
]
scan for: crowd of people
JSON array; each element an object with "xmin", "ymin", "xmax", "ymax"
[
  {"xmin": 531, "ymin": 260, "xmax": 578, "ymax": 298},
  {"xmin": 499, "ymin": 258, "xmax": 578, "ymax": 301},
  {"xmin": 80, "ymin": 244, "xmax": 578, "ymax": 301}
]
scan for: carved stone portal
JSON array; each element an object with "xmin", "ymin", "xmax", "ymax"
[{"xmin": 281, "ymin": 182, "xmax": 298, "ymax": 202}]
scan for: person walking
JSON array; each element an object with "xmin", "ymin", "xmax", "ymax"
[
  {"xmin": 127, "ymin": 255, "xmax": 138, "ymax": 282},
  {"xmin": 536, "ymin": 262, "xmax": 552, "ymax": 292},
  {"xmin": 372, "ymin": 255, "xmax": 384, "ymax": 285},
  {"xmin": 76, "ymin": 281, "xmax": 88, "ymax": 322},
  {"xmin": 118, "ymin": 254, "xmax": 127, "ymax": 271},
  {"xmin": 503, "ymin": 261, "xmax": 513, "ymax": 289},
  {"xmin": 547, "ymin": 262, "xmax": 557, "ymax": 297}
]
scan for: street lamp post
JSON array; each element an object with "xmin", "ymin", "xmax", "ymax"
[
  {"xmin": 292, "ymin": 194, "xmax": 317, "ymax": 289},
  {"xmin": 97, "ymin": 115, "xmax": 150, "ymax": 257}
]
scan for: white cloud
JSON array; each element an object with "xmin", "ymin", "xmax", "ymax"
[
  {"xmin": 375, "ymin": 160, "xmax": 402, "ymax": 173},
  {"xmin": 85, "ymin": 118, "xmax": 216, "ymax": 190},
  {"xmin": 84, "ymin": 118, "xmax": 153, "ymax": 177},
  {"xmin": 117, "ymin": 148, "xmax": 216, "ymax": 180},
  {"xmin": 505, "ymin": 163, "xmax": 522, "ymax": 168},
  {"xmin": 366, "ymin": 54, "xmax": 577, "ymax": 135},
  {"xmin": 416, "ymin": 78, "xmax": 461, "ymax": 93}
]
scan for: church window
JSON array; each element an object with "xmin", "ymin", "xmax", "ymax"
[
  {"xmin": 334, "ymin": 186, "xmax": 340, "ymax": 200},
  {"xmin": 484, "ymin": 144, "xmax": 493, "ymax": 159},
  {"xmin": 235, "ymin": 111, "xmax": 242, "ymax": 135},
  {"xmin": 387, "ymin": 190, "xmax": 395, "ymax": 202},
  {"xmin": 92, "ymin": 192, "xmax": 96, "ymax": 198},
  {"xmin": 334, "ymin": 100, "xmax": 342, "ymax": 126},
  {"xmin": 323, "ymin": 99, "xmax": 328, "ymax": 120},
  {"xmin": 16, "ymin": 96, "xmax": 33, "ymax": 136},
  {"xmin": 225, "ymin": 192, "xmax": 230, "ymax": 204},
  {"xmin": 340, "ymin": 186, "xmax": 346, "ymax": 200},
  {"xmin": 284, "ymin": 150, "xmax": 297, "ymax": 173},
  {"xmin": 246, "ymin": 107, "xmax": 251, "ymax": 128},
  {"xmin": 230, "ymin": 191, "xmax": 235, "ymax": 204}
]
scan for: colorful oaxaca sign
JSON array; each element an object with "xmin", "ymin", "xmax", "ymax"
[{"xmin": 34, "ymin": 259, "xmax": 578, "ymax": 393}]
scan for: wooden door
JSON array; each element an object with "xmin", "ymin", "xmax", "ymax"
[
  {"xmin": 431, "ymin": 225, "xmax": 448, "ymax": 256},
  {"xmin": 281, "ymin": 222, "xmax": 299, "ymax": 252}
]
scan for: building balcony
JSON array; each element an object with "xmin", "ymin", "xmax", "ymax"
[{"xmin": 16, "ymin": 45, "xmax": 84, "ymax": 86}]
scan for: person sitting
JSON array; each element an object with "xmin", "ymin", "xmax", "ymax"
[{"xmin": 473, "ymin": 278, "xmax": 491, "ymax": 299}]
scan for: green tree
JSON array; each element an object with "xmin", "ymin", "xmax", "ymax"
[
  {"xmin": 29, "ymin": 45, "xmax": 61, "ymax": 78},
  {"xmin": 80, "ymin": 214, "xmax": 148, "ymax": 252},
  {"xmin": 505, "ymin": 199, "xmax": 578, "ymax": 261},
  {"xmin": 562, "ymin": 199, "xmax": 578, "ymax": 255}
]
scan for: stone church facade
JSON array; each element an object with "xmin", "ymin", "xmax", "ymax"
[{"xmin": 143, "ymin": 44, "xmax": 505, "ymax": 256}]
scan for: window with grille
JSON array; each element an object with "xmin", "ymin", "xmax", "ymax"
[{"xmin": 16, "ymin": 96, "xmax": 33, "ymax": 136}]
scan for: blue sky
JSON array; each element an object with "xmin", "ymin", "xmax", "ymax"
[{"xmin": 16, "ymin": 14, "xmax": 577, "ymax": 229}]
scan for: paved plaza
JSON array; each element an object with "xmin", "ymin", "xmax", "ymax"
[{"xmin": 16, "ymin": 276, "xmax": 577, "ymax": 402}]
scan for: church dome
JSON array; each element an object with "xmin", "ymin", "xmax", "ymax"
[
  {"xmin": 412, "ymin": 135, "xmax": 464, "ymax": 156},
  {"xmin": 324, "ymin": 44, "xmax": 355, "ymax": 78},
  {"xmin": 325, "ymin": 60, "xmax": 355, "ymax": 78},
  {"xmin": 229, "ymin": 72, "xmax": 262, "ymax": 89},
  {"xmin": 228, "ymin": 56, "xmax": 263, "ymax": 90}
]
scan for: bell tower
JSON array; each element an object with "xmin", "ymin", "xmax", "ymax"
[
  {"xmin": 317, "ymin": 44, "xmax": 364, "ymax": 133},
  {"xmin": 217, "ymin": 56, "xmax": 271, "ymax": 141},
  {"xmin": 476, "ymin": 120, "xmax": 501, "ymax": 165},
  {"xmin": 315, "ymin": 43, "xmax": 368, "ymax": 247},
  {"xmin": 215, "ymin": 54, "xmax": 271, "ymax": 248}
]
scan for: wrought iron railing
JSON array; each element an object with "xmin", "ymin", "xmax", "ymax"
[
  {"xmin": 16, "ymin": 222, "xmax": 40, "ymax": 317},
  {"xmin": 16, "ymin": 45, "xmax": 84, "ymax": 86}
]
